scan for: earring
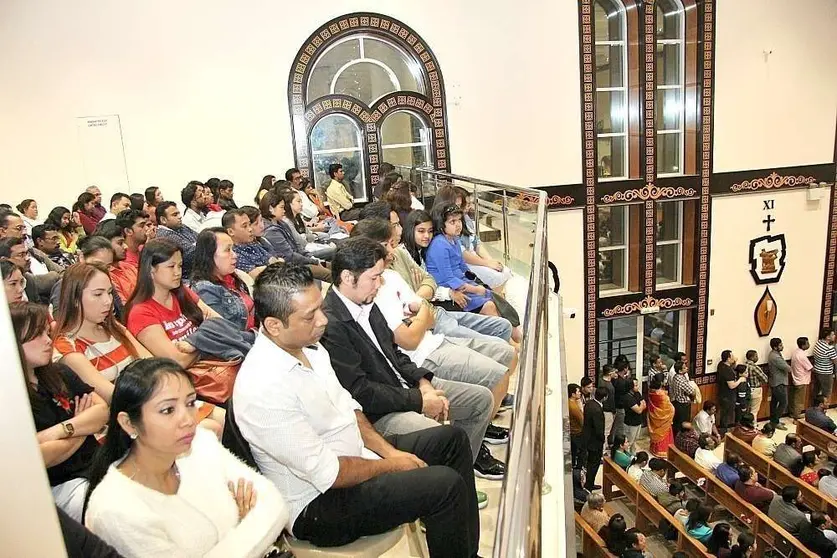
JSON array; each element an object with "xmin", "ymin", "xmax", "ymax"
[{"xmin": 129, "ymin": 432, "xmax": 138, "ymax": 440}]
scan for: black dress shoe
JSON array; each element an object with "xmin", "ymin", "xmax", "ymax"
[{"xmin": 474, "ymin": 443, "xmax": 506, "ymax": 480}]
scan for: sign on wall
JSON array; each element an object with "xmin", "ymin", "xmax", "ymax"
[
  {"xmin": 75, "ymin": 115, "xmax": 130, "ymax": 192},
  {"xmin": 750, "ymin": 199, "xmax": 786, "ymax": 336}
]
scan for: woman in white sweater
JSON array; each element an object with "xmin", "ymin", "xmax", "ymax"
[{"xmin": 84, "ymin": 357, "xmax": 288, "ymax": 558}]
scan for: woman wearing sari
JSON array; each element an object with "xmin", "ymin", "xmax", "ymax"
[{"xmin": 648, "ymin": 373, "xmax": 675, "ymax": 457}]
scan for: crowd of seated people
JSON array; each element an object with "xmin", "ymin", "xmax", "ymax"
[{"xmin": 4, "ymin": 167, "xmax": 525, "ymax": 557}]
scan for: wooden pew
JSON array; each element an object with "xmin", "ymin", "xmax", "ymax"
[
  {"xmin": 725, "ymin": 433, "xmax": 837, "ymax": 520},
  {"xmin": 601, "ymin": 457, "xmax": 713, "ymax": 558},
  {"xmin": 575, "ymin": 512, "xmax": 617, "ymax": 558},
  {"xmin": 667, "ymin": 445, "xmax": 817, "ymax": 558},
  {"xmin": 797, "ymin": 419, "xmax": 837, "ymax": 461}
]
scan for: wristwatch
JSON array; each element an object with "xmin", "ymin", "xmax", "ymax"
[{"xmin": 62, "ymin": 422, "xmax": 75, "ymax": 438}]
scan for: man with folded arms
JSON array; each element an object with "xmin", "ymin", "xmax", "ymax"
[{"xmin": 234, "ymin": 264, "xmax": 480, "ymax": 556}]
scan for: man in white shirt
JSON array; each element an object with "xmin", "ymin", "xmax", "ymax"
[
  {"xmin": 286, "ymin": 167, "xmax": 321, "ymax": 221},
  {"xmin": 181, "ymin": 180, "xmax": 224, "ymax": 232},
  {"xmin": 233, "ymin": 264, "xmax": 480, "ymax": 556},
  {"xmin": 320, "ymin": 237, "xmax": 495, "ymax": 473},
  {"xmin": 100, "ymin": 192, "xmax": 131, "ymax": 222},
  {"xmin": 693, "ymin": 400, "xmax": 721, "ymax": 438}
]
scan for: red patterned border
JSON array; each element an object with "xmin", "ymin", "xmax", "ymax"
[
  {"xmin": 601, "ymin": 185, "xmax": 697, "ymax": 204},
  {"xmin": 642, "ymin": 2, "xmax": 657, "ymax": 296},
  {"xmin": 580, "ymin": 0, "xmax": 599, "ymax": 379},
  {"xmin": 730, "ymin": 172, "xmax": 818, "ymax": 193},
  {"xmin": 693, "ymin": 0, "xmax": 716, "ymax": 376},
  {"xmin": 287, "ymin": 12, "xmax": 451, "ymax": 186}
]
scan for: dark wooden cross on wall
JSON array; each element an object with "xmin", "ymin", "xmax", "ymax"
[
  {"xmin": 762, "ymin": 214, "xmax": 775, "ymax": 232},
  {"xmin": 762, "ymin": 199, "xmax": 775, "ymax": 231}
]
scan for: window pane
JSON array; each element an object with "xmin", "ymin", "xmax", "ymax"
[
  {"xmin": 381, "ymin": 111, "xmax": 428, "ymax": 146},
  {"xmin": 599, "ymin": 317, "xmax": 638, "ymax": 374},
  {"xmin": 657, "ymin": 132, "xmax": 682, "ymax": 174},
  {"xmin": 656, "ymin": 43, "xmax": 682, "ymax": 86},
  {"xmin": 333, "ymin": 61, "xmax": 399, "ymax": 105},
  {"xmin": 656, "ymin": 242, "xmax": 680, "ymax": 284},
  {"xmin": 656, "ymin": 202, "xmax": 681, "ymax": 242},
  {"xmin": 381, "ymin": 145, "xmax": 429, "ymax": 169},
  {"xmin": 364, "ymin": 38, "xmax": 423, "ymax": 95},
  {"xmin": 310, "ymin": 115, "xmax": 367, "ymax": 201},
  {"xmin": 596, "ymin": 45, "xmax": 624, "ymax": 88},
  {"xmin": 598, "ymin": 205, "xmax": 627, "ymax": 247},
  {"xmin": 643, "ymin": 310, "xmax": 685, "ymax": 375},
  {"xmin": 596, "ymin": 90, "xmax": 626, "ymax": 134},
  {"xmin": 656, "ymin": 0, "xmax": 683, "ymax": 40},
  {"xmin": 307, "ymin": 39, "xmax": 361, "ymax": 102},
  {"xmin": 599, "ymin": 247, "xmax": 627, "ymax": 291},
  {"xmin": 655, "ymin": 88, "xmax": 683, "ymax": 131},
  {"xmin": 597, "ymin": 136, "xmax": 626, "ymax": 179},
  {"xmin": 594, "ymin": 0, "xmax": 624, "ymax": 42}
]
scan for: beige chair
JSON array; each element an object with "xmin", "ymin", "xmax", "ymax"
[{"xmin": 281, "ymin": 521, "xmax": 428, "ymax": 558}]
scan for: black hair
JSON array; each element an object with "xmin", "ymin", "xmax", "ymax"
[
  {"xmin": 45, "ymin": 206, "xmax": 71, "ymax": 231},
  {"xmin": 144, "ymin": 186, "xmax": 160, "ymax": 206},
  {"xmin": 253, "ymin": 263, "xmax": 315, "ymax": 326},
  {"xmin": 770, "ymin": 337, "xmax": 782, "ymax": 350},
  {"xmin": 631, "ymin": 451, "xmax": 649, "ymax": 466},
  {"xmin": 77, "ymin": 235, "xmax": 114, "ymax": 258},
  {"xmin": 602, "ymin": 514, "xmax": 628, "ymax": 554},
  {"xmin": 123, "ymin": 239, "xmax": 203, "ymax": 329},
  {"xmin": 707, "ymin": 523, "xmax": 732, "ymax": 554},
  {"xmin": 402, "ymin": 209, "xmax": 433, "ymax": 265},
  {"xmin": 108, "ymin": 193, "xmax": 128, "ymax": 209},
  {"xmin": 350, "ymin": 218, "xmax": 393, "ymax": 243},
  {"xmin": 16, "ymin": 199, "xmax": 36, "ymax": 214},
  {"xmin": 190, "ymin": 228, "xmax": 246, "ymax": 293},
  {"xmin": 594, "ymin": 386, "xmax": 609, "ymax": 402},
  {"xmin": 328, "ymin": 163, "xmax": 343, "ymax": 178},
  {"xmin": 745, "ymin": 349, "xmax": 758, "ymax": 361},
  {"xmin": 431, "ymin": 202, "xmax": 463, "ymax": 236},
  {"xmin": 75, "ymin": 192, "xmax": 95, "ymax": 214},
  {"xmin": 703, "ymin": 400, "xmax": 717, "ymax": 412},
  {"xmin": 156, "ymin": 201, "xmax": 178, "ymax": 225},
  {"xmin": 0, "ymin": 211, "xmax": 20, "ymax": 230},
  {"xmin": 602, "ymin": 364, "xmax": 615, "ymax": 375},
  {"xmin": 818, "ymin": 468, "xmax": 832, "ymax": 480},
  {"xmin": 331, "ymin": 237, "xmax": 386, "ymax": 286},
  {"xmin": 359, "ymin": 201, "xmax": 393, "ymax": 221},
  {"xmin": 669, "ymin": 480, "xmax": 685, "ymax": 496},
  {"xmin": 219, "ymin": 179, "xmax": 234, "ymax": 193},
  {"xmin": 814, "ymin": 394, "xmax": 828, "ymax": 407},
  {"xmin": 729, "ymin": 532, "xmax": 755, "ymax": 558},
  {"xmin": 205, "ymin": 178, "xmax": 220, "ymax": 203},
  {"xmin": 782, "ymin": 485, "xmax": 800, "ymax": 502},
  {"xmin": 378, "ymin": 162, "xmax": 395, "ymax": 176},
  {"xmin": 11, "ymin": 302, "xmax": 68, "ymax": 400},
  {"xmin": 811, "ymin": 511, "xmax": 828, "ymax": 529},
  {"xmin": 1, "ymin": 259, "xmax": 19, "ymax": 280},
  {"xmin": 735, "ymin": 363, "xmax": 747, "ymax": 376},
  {"xmin": 240, "ymin": 206, "xmax": 261, "ymax": 232},
  {"xmin": 698, "ymin": 433, "xmax": 713, "ymax": 449},
  {"xmin": 115, "ymin": 209, "xmax": 148, "ymax": 238},
  {"xmin": 686, "ymin": 504, "xmax": 712, "ymax": 531},
  {"xmin": 761, "ymin": 422, "xmax": 775, "ymax": 436},
  {"xmin": 277, "ymin": 189, "xmax": 306, "ymax": 234},
  {"xmin": 383, "ymin": 181, "xmax": 413, "ymax": 214},
  {"xmin": 181, "ymin": 181, "xmax": 203, "ymax": 208},
  {"xmin": 92, "ymin": 219, "xmax": 124, "ymax": 241},
  {"xmin": 725, "ymin": 452, "xmax": 741, "ymax": 467},
  {"xmin": 739, "ymin": 412, "xmax": 755, "ymax": 428},
  {"xmin": 674, "ymin": 361, "xmax": 685, "ymax": 373},
  {"xmin": 0, "ymin": 236, "xmax": 26, "ymax": 258},
  {"xmin": 650, "ymin": 375, "xmax": 663, "ymax": 390},
  {"xmin": 129, "ymin": 193, "xmax": 145, "ymax": 211},
  {"xmin": 568, "ymin": 383, "xmax": 580, "ymax": 398},
  {"xmin": 610, "ymin": 435, "xmax": 628, "ymax": 459},
  {"xmin": 31, "ymin": 223, "xmax": 57, "ymax": 246},
  {"xmin": 581, "ymin": 376, "xmax": 593, "ymax": 387},
  {"xmin": 259, "ymin": 191, "xmax": 281, "ymax": 221},
  {"xmin": 738, "ymin": 465, "xmax": 754, "ymax": 483},
  {"xmin": 623, "ymin": 530, "xmax": 642, "ymax": 550},
  {"xmin": 785, "ymin": 433, "xmax": 798, "ymax": 446},
  {"xmin": 255, "ymin": 175, "xmax": 275, "ymax": 204},
  {"xmin": 721, "ymin": 349, "xmax": 732, "ymax": 362},
  {"xmin": 648, "ymin": 458, "xmax": 667, "ymax": 472},
  {"xmin": 797, "ymin": 337, "xmax": 809, "ymax": 349},
  {"xmin": 821, "ymin": 328, "xmax": 834, "ymax": 340},
  {"xmin": 285, "ymin": 168, "xmax": 301, "ymax": 182},
  {"xmin": 83, "ymin": 358, "xmax": 193, "ymax": 516},
  {"xmin": 222, "ymin": 208, "xmax": 248, "ymax": 230}
]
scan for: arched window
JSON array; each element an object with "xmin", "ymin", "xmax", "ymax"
[
  {"xmin": 656, "ymin": 0, "xmax": 686, "ymax": 175},
  {"xmin": 594, "ymin": 0, "xmax": 629, "ymax": 180},
  {"xmin": 288, "ymin": 13, "xmax": 450, "ymax": 202}
]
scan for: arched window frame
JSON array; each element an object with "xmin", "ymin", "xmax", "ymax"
[
  {"xmin": 379, "ymin": 108, "xmax": 433, "ymax": 171},
  {"xmin": 288, "ymin": 13, "xmax": 451, "ymax": 201}
]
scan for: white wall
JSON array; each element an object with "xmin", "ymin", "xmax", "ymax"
[
  {"xmin": 705, "ymin": 188, "xmax": 831, "ymax": 366},
  {"xmin": 547, "ymin": 209, "xmax": 585, "ymax": 383},
  {"xmin": 713, "ymin": 0, "xmax": 837, "ymax": 172},
  {"xmin": 0, "ymin": 0, "xmax": 581, "ymax": 212}
]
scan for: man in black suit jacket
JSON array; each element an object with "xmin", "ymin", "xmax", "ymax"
[
  {"xmin": 320, "ymin": 237, "xmax": 498, "ymax": 478},
  {"xmin": 580, "ymin": 386, "xmax": 609, "ymax": 491}
]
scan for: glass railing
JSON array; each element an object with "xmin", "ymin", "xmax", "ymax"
[{"xmin": 392, "ymin": 166, "xmax": 559, "ymax": 557}]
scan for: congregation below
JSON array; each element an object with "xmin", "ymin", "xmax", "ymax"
[
  {"xmin": 572, "ymin": 340, "xmax": 837, "ymax": 558},
  {"xmin": 3, "ymin": 165, "xmax": 526, "ymax": 558}
]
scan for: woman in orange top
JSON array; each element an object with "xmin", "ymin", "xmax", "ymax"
[{"xmin": 647, "ymin": 373, "xmax": 675, "ymax": 457}]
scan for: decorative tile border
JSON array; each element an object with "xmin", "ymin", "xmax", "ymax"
[
  {"xmin": 579, "ymin": 0, "xmax": 599, "ymax": 379},
  {"xmin": 287, "ymin": 12, "xmax": 451, "ymax": 190},
  {"xmin": 600, "ymin": 184, "xmax": 697, "ymax": 204},
  {"xmin": 821, "ymin": 184, "xmax": 837, "ymax": 328},
  {"xmin": 730, "ymin": 172, "xmax": 818, "ymax": 193},
  {"xmin": 693, "ymin": 0, "xmax": 716, "ymax": 377},
  {"xmin": 642, "ymin": 1, "xmax": 657, "ymax": 296},
  {"xmin": 601, "ymin": 295, "xmax": 696, "ymax": 318}
]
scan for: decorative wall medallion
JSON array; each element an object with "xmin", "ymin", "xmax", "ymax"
[
  {"xmin": 601, "ymin": 295, "xmax": 695, "ymax": 318},
  {"xmin": 748, "ymin": 234, "xmax": 787, "ymax": 285},
  {"xmin": 600, "ymin": 184, "xmax": 697, "ymax": 204},
  {"xmin": 754, "ymin": 287, "xmax": 778, "ymax": 337},
  {"xmin": 730, "ymin": 172, "xmax": 817, "ymax": 193}
]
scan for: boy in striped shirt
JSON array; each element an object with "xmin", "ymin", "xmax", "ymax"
[{"xmin": 813, "ymin": 328, "xmax": 837, "ymax": 400}]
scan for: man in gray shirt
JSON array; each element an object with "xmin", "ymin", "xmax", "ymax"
[
  {"xmin": 768, "ymin": 486, "xmax": 809, "ymax": 535},
  {"xmin": 768, "ymin": 337, "xmax": 791, "ymax": 430},
  {"xmin": 773, "ymin": 433, "xmax": 804, "ymax": 477}
]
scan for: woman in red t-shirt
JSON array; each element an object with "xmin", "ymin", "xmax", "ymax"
[{"xmin": 189, "ymin": 228, "xmax": 257, "ymax": 332}]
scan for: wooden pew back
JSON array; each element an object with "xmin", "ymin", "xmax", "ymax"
[
  {"xmin": 602, "ymin": 457, "xmax": 713, "ymax": 558},
  {"xmin": 667, "ymin": 445, "xmax": 817, "ymax": 558},
  {"xmin": 797, "ymin": 419, "xmax": 837, "ymax": 461},
  {"xmin": 575, "ymin": 512, "xmax": 617, "ymax": 558},
  {"xmin": 725, "ymin": 434, "xmax": 837, "ymax": 520}
]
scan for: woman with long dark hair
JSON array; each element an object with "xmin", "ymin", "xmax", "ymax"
[
  {"xmin": 685, "ymin": 503, "xmax": 713, "ymax": 544},
  {"xmin": 12, "ymin": 302, "xmax": 109, "ymax": 522},
  {"xmin": 706, "ymin": 522, "xmax": 732, "ymax": 557},
  {"xmin": 254, "ymin": 174, "xmax": 275, "ymax": 204},
  {"xmin": 144, "ymin": 186, "xmax": 163, "ymax": 215},
  {"xmin": 729, "ymin": 532, "xmax": 756, "ymax": 558},
  {"xmin": 2, "ymin": 259, "xmax": 27, "ymax": 303},
  {"xmin": 191, "ymin": 228, "xmax": 257, "ymax": 331},
  {"xmin": 277, "ymin": 188, "xmax": 335, "ymax": 260},
  {"xmin": 52, "ymin": 263, "xmax": 149, "ymax": 404},
  {"xmin": 84, "ymin": 358, "xmax": 287, "ymax": 557},
  {"xmin": 123, "ymin": 239, "xmax": 220, "ymax": 369},
  {"xmin": 73, "ymin": 193, "xmax": 99, "ymax": 235},
  {"xmin": 45, "ymin": 206, "xmax": 85, "ymax": 255}
]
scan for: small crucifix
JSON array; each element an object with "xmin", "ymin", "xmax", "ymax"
[{"xmin": 763, "ymin": 214, "xmax": 775, "ymax": 232}]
